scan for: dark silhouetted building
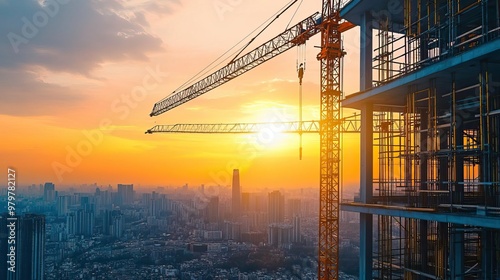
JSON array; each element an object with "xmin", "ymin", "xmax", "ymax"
[
  {"xmin": 268, "ymin": 223, "xmax": 292, "ymax": 248},
  {"xmin": 102, "ymin": 210, "xmax": 123, "ymax": 238},
  {"xmin": 57, "ymin": 195, "xmax": 71, "ymax": 216},
  {"xmin": 117, "ymin": 184, "xmax": 134, "ymax": 206},
  {"xmin": 43, "ymin": 182, "xmax": 55, "ymax": 202},
  {"xmin": 223, "ymin": 221, "xmax": 241, "ymax": 241},
  {"xmin": 287, "ymin": 198, "xmax": 301, "ymax": 219},
  {"xmin": 0, "ymin": 214, "xmax": 45, "ymax": 280},
  {"xmin": 231, "ymin": 169, "xmax": 241, "ymax": 221},
  {"xmin": 66, "ymin": 208, "xmax": 94, "ymax": 237},
  {"xmin": 292, "ymin": 215, "xmax": 301, "ymax": 243},
  {"xmin": 268, "ymin": 190, "xmax": 285, "ymax": 224},
  {"xmin": 205, "ymin": 196, "xmax": 219, "ymax": 223}
]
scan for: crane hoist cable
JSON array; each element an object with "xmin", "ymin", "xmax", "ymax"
[
  {"xmin": 285, "ymin": 0, "xmax": 304, "ymax": 30},
  {"xmin": 227, "ymin": 0, "xmax": 300, "ymax": 64},
  {"xmin": 340, "ymin": 34, "xmax": 345, "ymax": 203},
  {"xmin": 297, "ymin": 43, "xmax": 306, "ymax": 160},
  {"xmin": 166, "ymin": 0, "xmax": 301, "ymax": 100}
]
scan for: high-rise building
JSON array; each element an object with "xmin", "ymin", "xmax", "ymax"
[
  {"xmin": 286, "ymin": 198, "xmax": 301, "ymax": 219},
  {"xmin": 223, "ymin": 220, "xmax": 241, "ymax": 241},
  {"xmin": 231, "ymin": 169, "xmax": 241, "ymax": 221},
  {"xmin": 241, "ymin": 192, "xmax": 250, "ymax": 213},
  {"xmin": 111, "ymin": 214, "xmax": 123, "ymax": 238},
  {"xmin": 95, "ymin": 188, "xmax": 112, "ymax": 214},
  {"xmin": 268, "ymin": 190, "xmax": 285, "ymax": 224},
  {"xmin": 144, "ymin": 192, "xmax": 167, "ymax": 217},
  {"xmin": 242, "ymin": 192, "xmax": 267, "ymax": 213},
  {"xmin": 0, "ymin": 214, "xmax": 45, "ymax": 280},
  {"xmin": 43, "ymin": 182, "xmax": 55, "ymax": 202},
  {"xmin": 267, "ymin": 224, "xmax": 292, "ymax": 248},
  {"xmin": 102, "ymin": 210, "xmax": 112, "ymax": 235},
  {"xmin": 292, "ymin": 215, "xmax": 301, "ymax": 243},
  {"xmin": 205, "ymin": 196, "xmax": 219, "ymax": 223},
  {"xmin": 117, "ymin": 184, "xmax": 134, "ymax": 206},
  {"xmin": 66, "ymin": 208, "xmax": 94, "ymax": 237},
  {"xmin": 102, "ymin": 209, "xmax": 124, "ymax": 236},
  {"xmin": 57, "ymin": 195, "xmax": 71, "ymax": 216}
]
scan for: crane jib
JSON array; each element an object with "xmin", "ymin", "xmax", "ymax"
[{"xmin": 149, "ymin": 12, "xmax": 322, "ymax": 117}]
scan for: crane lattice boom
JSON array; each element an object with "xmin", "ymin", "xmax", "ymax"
[{"xmin": 150, "ymin": 13, "xmax": 321, "ymax": 117}]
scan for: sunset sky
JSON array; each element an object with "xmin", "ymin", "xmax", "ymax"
[{"xmin": 1, "ymin": 0, "xmax": 363, "ymax": 190}]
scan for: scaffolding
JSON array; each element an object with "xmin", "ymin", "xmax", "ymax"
[
  {"xmin": 369, "ymin": 63, "xmax": 500, "ymax": 278},
  {"xmin": 373, "ymin": 0, "xmax": 500, "ymax": 85},
  {"xmin": 344, "ymin": 0, "xmax": 500, "ymax": 279}
]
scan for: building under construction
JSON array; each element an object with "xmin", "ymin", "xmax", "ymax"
[{"xmin": 340, "ymin": 0, "xmax": 500, "ymax": 279}]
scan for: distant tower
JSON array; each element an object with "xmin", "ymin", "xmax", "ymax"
[
  {"xmin": 0, "ymin": 214, "xmax": 45, "ymax": 280},
  {"xmin": 286, "ymin": 198, "xmax": 301, "ymax": 219},
  {"xmin": 43, "ymin": 182, "xmax": 55, "ymax": 202},
  {"xmin": 117, "ymin": 184, "xmax": 134, "ymax": 206},
  {"xmin": 206, "ymin": 196, "xmax": 219, "ymax": 223},
  {"xmin": 57, "ymin": 195, "xmax": 71, "ymax": 216},
  {"xmin": 292, "ymin": 215, "xmax": 301, "ymax": 243},
  {"xmin": 232, "ymin": 169, "xmax": 241, "ymax": 221},
  {"xmin": 102, "ymin": 210, "xmax": 123, "ymax": 238},
  {"xmin": 268, "ymin": 190, "xmax": 285, "ymax": 224}
]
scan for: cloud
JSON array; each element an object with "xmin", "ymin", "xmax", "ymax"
[
  {"xmin": 0, "ymin": 68, "xmax": 84, "ymax": 116},
  {"xmin": 139, "ymin": 1, "xmax": 181, "ymax": 16},
  {"xmin": 0, "ymin": 0, "xmax": 164, "ymax": 75},
  {"xmin": 0, "ymin": 0, "xmax": 169, "ymax": 116}
]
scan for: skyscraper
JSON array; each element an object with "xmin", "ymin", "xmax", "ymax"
[
  {"xmin": 292, "ymin": 215, "xmax": 301, "ymax": 243},
  {"xmin": 268, "ymin": 190, "xmax": 285, "ymax": 224},
  {"xmin": 0, "ymin": 214, "xmax": 45, "ymax": 280},
  {"xmin": 231, "ymin": 169, "xmax": 241, "ymax": 221},
  {"xmin": 43, "ymin": 182, "xmax": 55, "ymax": 202},
  {"xmin": 205, "ymin": 196, "xmax": 219, "ymax": 223},
  {"xmin": 267, "ymin": 223, "xmax": 292, "ymax": 248},
  {"xmin": 66, "ymin": 208, "xmax": 94, "ymax": 237},
  {"xmin": 117, "ymin": 184, "xmax": 134, "ymax": 206},
  {"xmin": 110, "ymin": 212, "xmax": 123, "ymax": 238},
  {"xmin": 286, "ymin": 198, "xmax": 301, "ymax": 219},
  {"xmin": 57, "ymin": 195, "xmax": 71, "ymax": 216},
  {"xmin": 103, "ymin": 210, "xmax": 124, "ymax": 238}
]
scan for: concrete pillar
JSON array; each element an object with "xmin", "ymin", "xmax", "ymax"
[
  {"xmin": 450, "ymin": 84, "xmax": 465, "ymax": 278},
  {"xmin": 420, "ymin": 110, "xmax": 429, "ymax": 206},
  {"xmin": 482, "ymin": 229, "xmax": 493, "ymax": 280},
  {"xmin": 360, "ymin": 104, "xmax": 373, "ymax": 204},
  {"xmin": 419, "ymin": 107, "xmax": 429, "ymax": 278},
  {"xmin": 359, "ymin": 11, "xmax": 373, "ymax": 280},
  {"xmin": 360, "ymin": 12, "xmax": 373, "ymax": 91},
  {"xmin": 360, "ymin": 103, "xmax": 373, "ymax": 280},
  {"xmin": 450, "ymin": 227, "xmax": 464, "ymax": 280}
]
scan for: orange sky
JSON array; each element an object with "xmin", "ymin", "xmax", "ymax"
[{"xmin": 0, "ymin": 0, "xmax": 363, "ymax": 190}]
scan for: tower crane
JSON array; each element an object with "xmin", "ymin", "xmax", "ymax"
[{"xmin": 148, "ymin": 1, "xmax": 354, "ymax": 278}]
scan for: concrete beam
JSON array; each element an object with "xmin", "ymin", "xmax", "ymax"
[
  {"xmin": 343, "ymin": 40, "xmax": 500, "ymax": 109},
  {"xmin": 341, "ymin": 203, "xmax": 500, "ymax": 229}
]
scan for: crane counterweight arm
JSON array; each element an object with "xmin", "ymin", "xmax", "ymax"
[
  {"xmin": 146, "ymin": 120, "xmax": 321, "ymax": 134},
  {"xmin": 150, "ymin": 12, "xmax": 322, "ymax": 117}
]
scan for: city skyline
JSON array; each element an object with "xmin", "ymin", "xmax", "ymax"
[
  {"xmin": 3, "ymin": 177, "xmax": 350, "ymax": 279},
  {"xmin": 0, "ymin": 172, "xmax": 378, "ymax": 280}
]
